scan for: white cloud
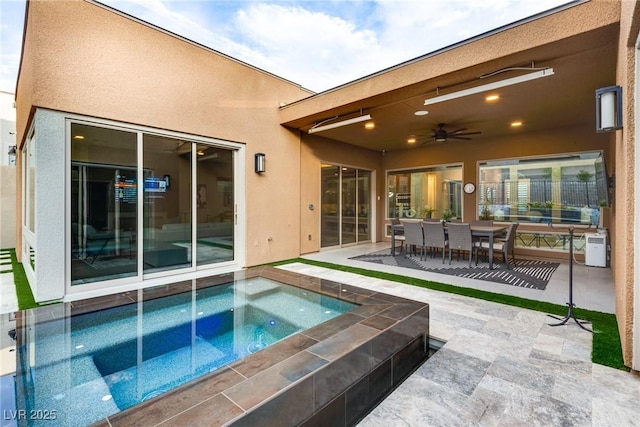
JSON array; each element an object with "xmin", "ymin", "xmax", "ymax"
[{"xmin": 230, "ymin": 3, "xmax": 385, "ymax": 91}]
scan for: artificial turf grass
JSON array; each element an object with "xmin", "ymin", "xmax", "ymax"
[
  {"xmin": 5, "ymin": 251, "xmax": 626, "ymax": 369},
  {"xmin": 271, "ymin": 257, "xmax": 627, "ymax": 371},
  {"xmin": 7, "ymin": 248, "xmax": 39, "ymax": 310}
]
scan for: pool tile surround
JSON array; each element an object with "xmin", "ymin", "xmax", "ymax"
[{"xmin": 16, "ymin": 266, "xmax": 429, "ymax": 426}]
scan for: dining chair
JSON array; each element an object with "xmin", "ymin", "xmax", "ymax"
[
  {"xmin": 422, "ymin": 220, "xmax": 447, "ymax": 263},
  {"xmin": 446, "ymin": 222, "xmax": 473, "ymax": 267},
  {"xmin": 390, "ymin": 217, "xmax": 405, "ymax": 254},
  {"xmin": 402, "ymin": 221, "xmax": 425, "ymax": 260},
  {"xmin": 475, "ymin": 222, "xmax": 519, "ymax": 269}
]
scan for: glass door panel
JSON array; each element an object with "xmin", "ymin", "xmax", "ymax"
[
  {"xmin": 321, "ymin": 165, "xmax": 371, "ymax": 247},
  {"xmin": 143, "ymin": 135, "xmax": 191, "ymax": 273},
  {"xmin": 321, "ymin": 164, "xmax": 340, "ymax": 248},
  {"xmin": 195, "ymin": 144, "xmax": 234, "ymax": 266},
  {"xmin": 357, "ymin": 170, "xmax": 371, "ymax": 242},
  {"xmin": 341, "ymin": 167, "xmax": 357, "ymax": 245},
  {"xmin": 70, "ymin": 124, "xmax": 138, "ymax": 285}
]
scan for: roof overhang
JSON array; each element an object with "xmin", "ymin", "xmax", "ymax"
[{"xmin": 279, "ymin": 0, "xmax": 620, "ymax": 152}]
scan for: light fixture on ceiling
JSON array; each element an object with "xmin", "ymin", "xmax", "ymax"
[
  {"xmin": 511, "ymin": 121, "xmax": 523, "ymax": 127},
  {"xmin": 485, "ymin": 94, "xmax": 500, "ymax": 102},
  {"xmin": 424, "ymin": 68, "xmax": 554, "ymax": 106},
  {"xmin": 407, "ymin": 137, "xmax": 416, "ymax": 144},
  {"xmin": 414, "ymin": 110, "xmax": 429, "ymax": 116},
  {"xmin": 73, "ymin": 135, "xmax": 85, "ymax": 140},
  {"xmin": 308, "ymin": 114, "xmax": 372, "ymax": 134},
  {"xmin": 595, "ymin": 85, "xmax": 622, "ymax": 132},
  {"xmin": 364, "ymin": 121, "xmax": 375, "ymax": 130}
]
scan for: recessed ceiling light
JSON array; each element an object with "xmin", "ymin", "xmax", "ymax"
[
  {"xmin": 73, "ymin": 135, "xmax": 85, "ymax": 140},
  {"xmin": 414, "ymin": 110, "xmax": 429, "ymax": 116},
  {"xmin": 364, "ymin": 121, "xmax": 375, "ymax": 129},
  {"xmin": 407, "ymin": 137, "xmax": 416, "ymax": 144},
  {"xmin": 197, "ymin": 149, "xmax": 204, "ymax": 155},
  {"xmin": 485, "ymin": 94, "xmax": 500, "ymax": 102},
  {"xmin": 511, "ymin": 121, "xmax": 523, "ymax": 127}
]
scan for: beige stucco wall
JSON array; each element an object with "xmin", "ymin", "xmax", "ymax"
[
  {"xmin": 0, "ymin": 166, "xmax": 17, "ymax": 249},
  {"xmin": 15, "ymin": 0, "xmax": 313, "ymax": 267},
  {"xmin": 614, "ymin": 0, "xmax": 640, "ymax": 369}
]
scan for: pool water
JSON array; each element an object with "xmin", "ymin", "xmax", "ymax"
[{"xmin": 16, "ymin": 277, "xmax": 356, "ymax": 426}]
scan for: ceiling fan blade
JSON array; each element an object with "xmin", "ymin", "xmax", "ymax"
[
  {"xmin": 449, "ymin": 128, "xmax": 467, "ymax": 134},
  {"xmin": 448, "ymin": 136, "xmax": 473, "ymax": 140},
  {"xmin": 452, "ymin": 131, "xmax": 482, "ymax": 136}
]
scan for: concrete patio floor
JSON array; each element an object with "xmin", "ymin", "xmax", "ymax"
[{"xmin": 277, "ymin": 242, "xmax": 639, "ymax": 426}]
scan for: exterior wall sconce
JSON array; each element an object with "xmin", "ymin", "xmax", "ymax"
[
  {"xmin": 596, "ymin": 85, "xmax": 622, "ymax": 132},
  {"xmin": 255, "ymin": 153, "xmax": 266, "ymax": 173}
]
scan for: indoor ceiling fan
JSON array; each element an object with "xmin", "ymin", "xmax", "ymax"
[{"xmin": 425, "ymin": 123, "xmax": 481, "ymax": 143}]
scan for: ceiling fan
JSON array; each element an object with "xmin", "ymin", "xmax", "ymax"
[{"xmin": 426, "ymin": 123, "xmax": 481, "ymax": 143}]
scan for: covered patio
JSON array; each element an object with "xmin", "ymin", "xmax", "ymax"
[{"xmin": 276, "ymin": 0, "xmax": 638, "ymax": 369}]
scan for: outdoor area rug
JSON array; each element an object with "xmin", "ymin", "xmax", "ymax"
[{"xmin": 350, "ymin": 249, "xmax": 560, "ymax": 290}]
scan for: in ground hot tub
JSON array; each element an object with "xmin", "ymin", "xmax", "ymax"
[{"xmin": 12, "ymin": 266, "xmax": 429, "ymax": 426}]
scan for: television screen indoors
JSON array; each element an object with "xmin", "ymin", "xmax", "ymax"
[{"xmin": 144, "ymin": 177, "xmax": 167, "ymax": 193}]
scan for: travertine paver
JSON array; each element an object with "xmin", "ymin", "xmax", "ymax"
[{"xmin": 278, "ymin": 262, "xmax": 640, "ymax": 427}]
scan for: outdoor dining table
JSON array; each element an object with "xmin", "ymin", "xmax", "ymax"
[{"xmin": 391, "ymin": 222, "xmax": 507, "ymax": 270}]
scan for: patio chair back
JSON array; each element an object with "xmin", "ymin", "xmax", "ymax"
[
  {"xmin": 501, "ymin": 222, "xmax": 519, "ymax": 265},
  {"xmin": 402, "ymin": 221, "xmax": 425, "ymax": 260},
  {"xmin": 422, "ymin": 220, "xmax": 447, "ymax": 263},
  {"xmin": 446, "ymin": 222, "xmax": 473, "ymax": 267}
]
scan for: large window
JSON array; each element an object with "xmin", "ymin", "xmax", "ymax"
[
  {"xmin": 387, "ymin": 165, "xmax": 462, "ymax": 221},
  {"xmin": 478, "ymin": 152, "xmax": 609, "ymax": 224},
  {"xmin": 70, "ymin": 122, "xmax": 236, "ymax": 286}
]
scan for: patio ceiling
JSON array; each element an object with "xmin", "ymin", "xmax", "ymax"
[{"xmin": 280, "ymin": 17, "xmax": 619, "ymax": 153}]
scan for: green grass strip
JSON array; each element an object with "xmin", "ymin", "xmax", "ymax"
[
  {"xmin": 271, "ymin": 257, "xmax": 626, "ymax": 370},
  {"xmin": 8, "ymin": 249, "xmax": 40, "ymax": 310}
]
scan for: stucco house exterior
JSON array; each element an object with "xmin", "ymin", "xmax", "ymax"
[{"xmin": 13, "ymin": 0, "xmax": 640, "ymax": 371}]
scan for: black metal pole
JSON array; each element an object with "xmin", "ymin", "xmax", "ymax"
[{"xmin": 547, "ymin": 224, "xmax": 592, "ymax": 332}]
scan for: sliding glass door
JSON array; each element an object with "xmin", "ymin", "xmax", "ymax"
[
  {"xmin": 70, "ymin": 122, "xmax": 237, "ymax": 286},
  {"xmin": 321, "ymin": 164, "xmax": 371, "ymax": 248},
  {"xmin": 142, "ymin": 134, "xmax": 191, "ymax": 273},
  {"xmin": 71, "ymin": 124, "xmax": 138, "ymax": 284}
]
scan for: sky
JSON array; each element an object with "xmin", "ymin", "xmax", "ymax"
[{"xmin": 0, "ymin": 0, "xmax": 571, "ymax": 94}]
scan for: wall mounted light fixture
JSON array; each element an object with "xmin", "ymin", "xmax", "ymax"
[
  {"xmin": 255, "ymin": 153, "xmax": 266, "ymax": 173},
  {"xmin": 596, "ymin": 85, "xmax": 622, "ymax": 132}
]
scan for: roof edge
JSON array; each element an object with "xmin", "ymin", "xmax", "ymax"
[
  {"xmin": 88, "ymin": 0, "xmax": 316, "ymax": 96},
  {"xmin": 279, "ymin": 0, "xmax": 589, "ymax": 109}
]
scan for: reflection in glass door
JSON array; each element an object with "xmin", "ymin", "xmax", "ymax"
[
  {"xmin": 321, "ymin": 164, "xmax": 371, "ymax": 248},
  {"xmin": 321, "ymin": 164, "xmax": 340, "ymax": 247},
  {"xmin": 143, "ymin": 134, "xmax": 191, "ymax": 273},
  {"xmin": 70, "ymin": 124, "xmax": 138, "ymax": 285},
  {"xmin": 195, "ymin": 144, "xmax": 234, "ymax": 266},
  {"xmin": 70, "ymin": 122, "xmax": 238, "ymax": 287}
]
